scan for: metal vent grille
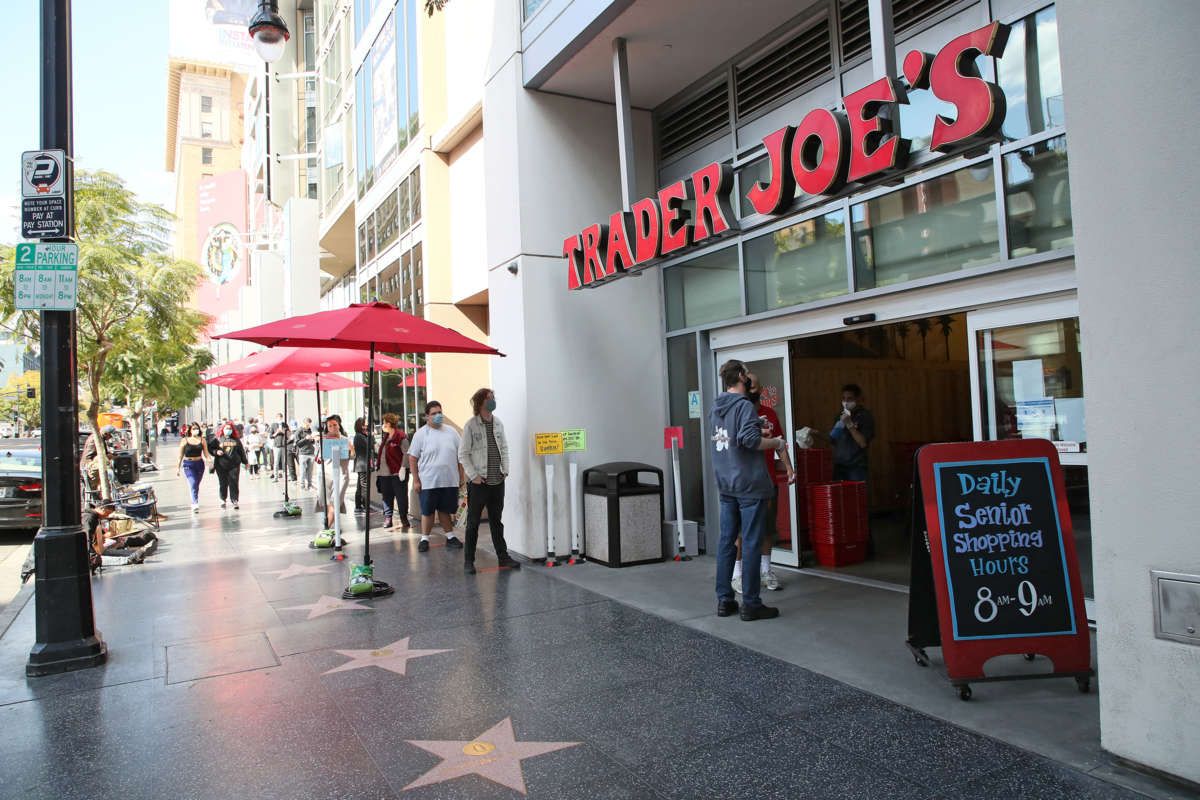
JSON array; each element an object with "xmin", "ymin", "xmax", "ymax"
[
  {"xmin": 839, "ymin": 0, "xmax": 871, "ymax": 63},
  {"xmin": 659, "ymin": 82, "xmax": 730, "ymax": 161},
  {"xmin": 735, "ymin": 17, "xmax": 832, "ymax": 120},
  {"xmin": 840, "ymin": 0, "xmax": 964, "ymax": 64}
]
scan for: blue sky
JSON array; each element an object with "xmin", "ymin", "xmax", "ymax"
[{"xmin": 0, "ymin": 1, "xmax": 173, "ymax": 239}]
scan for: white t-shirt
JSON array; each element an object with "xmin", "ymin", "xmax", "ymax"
[{"xmin": 408, "ymin": 424, "xmax": 461, "ymax": 489}]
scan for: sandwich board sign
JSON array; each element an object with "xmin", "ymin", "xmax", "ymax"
[{"xmin": 14, "ymin": 242, "xmax": 78, "ymax": 310}]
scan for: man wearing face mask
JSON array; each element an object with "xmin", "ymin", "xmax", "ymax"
[
  {"xmin": 208, "ymin": 423, "xmax": 248, "ymax": 510},
  {"xmin": 408, "ymin": 401, "xmax": 466, "ymax": 553},
  {"xmin": 710, "ymin": 359, "xmax": 789, "ymax": 621},
  {"xmin": 458, "ymin": 388, "xmax": 521, "ymax": 574},
  {"xmin": 826, "ymin": 383, "xmax": 874, "ymax": 482}
]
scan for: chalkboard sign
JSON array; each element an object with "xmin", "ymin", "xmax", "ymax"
[
  {"xmin": 908, "ymin": 439, "xmax": 1092, "ymax": 697},
  {"xmin": 932, "ymin": 457, "xmax": 1076, "ymax": 640}
]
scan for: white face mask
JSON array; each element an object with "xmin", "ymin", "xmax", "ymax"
[{"xmin": 842, "ymin": 400, "xmax": 857, "ymax": 412}]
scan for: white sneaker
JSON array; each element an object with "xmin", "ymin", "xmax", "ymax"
[
  {"xmin": 763, "ymin": 569, "xmax": 782, "ymax": 591},
  {"xmin": 220, "ymin": 502, "xmax": 226, "ymax": 509},
  {"xmin": 232, "ymin": 502, "xmax": 239, "ymax": 510},
  {"xmin": 191, "ymin": 504, "xmax": 199, "ymax": 513},
  {"xmin": 732, "ymin": 574, "xmax": 742, "ymax": 594}
]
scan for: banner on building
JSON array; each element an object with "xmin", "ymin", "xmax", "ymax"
[
  {"xmin": 195, "ymin": 170, "xmax": 249, "ymax": 333},
  {"xmin": 371, "ymin": 13, "xmax": 398, "ymax": 170},
  {"xmin": 169, "ymin": 0, "xmax": 262, "ymax": 72}
]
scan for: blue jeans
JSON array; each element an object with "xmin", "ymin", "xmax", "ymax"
[{"xmin": 717, "ymin": 494, "xmax": 768, "ymax": 608}]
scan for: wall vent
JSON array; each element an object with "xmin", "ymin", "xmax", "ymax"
[{"xmin": 735, "ymin": 17, "xmax": 832, "ymax": 120}]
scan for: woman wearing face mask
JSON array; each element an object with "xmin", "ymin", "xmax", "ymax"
[
  {"xmin": 813, "ymin": 383, "xmax": 875, "ymax": 482},
  {"xmin": 458, "ymin": 389, "xmax": 521, "ymax": 574},
  {"xmin": 176, "ymin": 424, "xmax": 212, "ymax": 513},
  {"xmin": 316, "ymin": 414, "xmax": 354, "ymax": 529},
  {"xmin": 352, "ymin": 417, "xmax": 371, "ymax": 513},
  {"xmin": 208, "ymin": 423, "xmax": 248, "ymax": 510},
  {"xmin": 243, "ymin": 425, "xmax": 265, "ymax": 475}
]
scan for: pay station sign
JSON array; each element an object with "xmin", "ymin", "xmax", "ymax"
[
  {"xmin": 21, "ymin": 150, "xmax": 67, "ymax": 239},
  {"xmin": 14, "ymin": 242, "xmax": 78, "ymax": 310}
]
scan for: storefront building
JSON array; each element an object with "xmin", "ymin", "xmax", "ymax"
[{"xmin": 485, "ymin": 0, "xmax": 1199, "ymax": 786}]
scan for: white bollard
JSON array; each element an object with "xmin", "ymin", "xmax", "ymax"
[
  {"xmin": 544, "ymin": 461, "xmax": 556, "ymax": 565},
  {"xmin": 569, "ymin": 460, "xmax": 583, "ymax": 563}
]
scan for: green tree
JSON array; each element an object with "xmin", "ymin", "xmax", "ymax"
[{"xmin": 0, "ymin": 170, "xmax": 210, "ymax": 497}]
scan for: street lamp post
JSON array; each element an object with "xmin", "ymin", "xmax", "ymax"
[{"xmin": 26, "ymin": 0, "xmax": 106, "ymax": 677}]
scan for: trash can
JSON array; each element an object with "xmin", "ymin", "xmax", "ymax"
[
  {"xmin": 582, "ymin": 462, "xmax": 665, "ymax": 567},
  {"xmin": 111, "ymin": 450, "xmax": 139, "ymax": 486}
]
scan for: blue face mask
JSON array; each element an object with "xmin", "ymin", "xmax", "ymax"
[
  {"xmin": 485, "ymin": 398, "xmax": 497, "ymax": 412},
  {"xmin": 432, "ymin": 413, "xmax": 444, "ymax": 426}
]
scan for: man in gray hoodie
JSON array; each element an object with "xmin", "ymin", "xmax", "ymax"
[{"xmin": 710, "ymin": 359, "xmax": 790, "ymax": 620}]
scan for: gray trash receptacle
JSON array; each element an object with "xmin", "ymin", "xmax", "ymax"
[{"xmin": 582, "ymin": 462, "xmax": 664, "ymax": 567}]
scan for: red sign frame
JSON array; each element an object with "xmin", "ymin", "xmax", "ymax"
[{"xmin": 916, "ymin": 439, "xmax": 1090, "ymax": 683}]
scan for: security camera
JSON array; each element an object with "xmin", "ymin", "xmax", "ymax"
[{"xmin": 507, "ymin": 262, "xmax": 519, "ymax": 276}]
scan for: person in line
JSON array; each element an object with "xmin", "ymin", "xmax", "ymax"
[
  {"xmin": 352, "ymin": 417, "xmax": 371, "ymax": 513},
  {"xmin": 82, "ymin": 424, "xmax": 117, "ymax": 494},
  {"xmin": 244, "ymin": 424, "xmax": 265, "ymax": 476},
  {"xmin": 270, "ymin": 419, "xmax": 289, "ymax": 482},
  {"xmin": 376, "ymin": 412, "xmax": 410, "ymax": 531},
  {"xmin": 208, "ymin": 422, "xmax": 247, "ymax": 510},
  {"xmin": 317, "ymin": 414, "xmax": 353, "ymax": 529},
  {"xmin": 176, "ymin": 423, "xmax": 211, "ymax": 513},
  {"xmin": 732, "ymin": 372, "xmax": 795, "ymax": 594},
  {"xmin": 709, "ymin": 359, "xmax": 789, "ymax": 621},
  {"xmin": 267, "ymin": 412, "xmax": 285, "ymax": 474},
  {"xmin": 286, "ymin": 419, "xmax": 300, "ymax": 482},
  {"xmin": 408, "ymin": 401, "xmax": 464, "ymax": 553},
  {"xmin": 458, "ymin": 388, "xmax": 520, "ymax": 574},
  {"xmin": 296, "ymin": 419, "xmax": 316, "ymax": 490}
]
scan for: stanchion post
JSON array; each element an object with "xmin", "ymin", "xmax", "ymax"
[
  {"xmin": 568, "ymin": 460, "xmax": 583, "ymax": 564},
  {"xmin": 671, "ymin": 440, "xmax": 691, "ymax": 561},
  {"xmin": 544, "ymin": 460, "xmax": 556, "ymax": 566}
]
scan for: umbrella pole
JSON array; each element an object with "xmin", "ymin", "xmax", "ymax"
[
  {"xmin": 316, "ymin": 375, "xmax": 339, "ymax": 556},
  {"xmin": 364, "ymin": 344, "xmax": 375, "ymax": 565},
  {"xmin": 283, "ymin": 392, "xmax": 290, "ymax": 506}
]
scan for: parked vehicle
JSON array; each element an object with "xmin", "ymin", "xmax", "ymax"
[{"xmin": 0, "ymin": 446, "xmax": 41, "ymax": 530}]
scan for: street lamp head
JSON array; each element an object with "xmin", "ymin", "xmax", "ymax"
[{"xmin": 249, "ymin": 0, "xmax": 290, "ymax": 64}]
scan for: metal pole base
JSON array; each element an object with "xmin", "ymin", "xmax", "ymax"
[
  {"xmin": 26, "ymin": 525, "xmax": 107, "ymax": 677},
  {"xmin": 341, "ymin": 580, "xmax": 394, "ymax": 600}
]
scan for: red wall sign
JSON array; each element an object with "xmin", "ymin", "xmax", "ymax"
[
  {"xmin": 564, "ymin": 21, "xmax": 1011, "ymax": 290},
  {"xmin": 663, "ymin": 426, "xmax": 684, "ymax": 450}
]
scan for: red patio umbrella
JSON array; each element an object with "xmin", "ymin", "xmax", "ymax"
[
  {"xmin": 202, "ymin": 347, "xmax": 419, "ymax": 376},
  {"xmin": 398, "ymin": 371, "xmax": 426, "ymax": 388},
  {"xmin": 213, "ymin": 302, "xmax": 503, "ymax": 598}
]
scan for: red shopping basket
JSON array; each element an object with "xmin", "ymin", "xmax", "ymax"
[
  {"xmin": 807, "ymin": 481, "xmax": 868, "ymax": 549},
  {"xmin": 793, "ymin": 448, "xmax": 832, "ymax": 546}
]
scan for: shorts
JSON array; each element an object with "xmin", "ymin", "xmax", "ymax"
[{"xmin": 419, "ymin": 486, "xmax": 459, "ymax": 516}]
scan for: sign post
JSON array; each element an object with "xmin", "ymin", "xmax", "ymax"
[
  {"xmin": 663, "ymin": 426, "xmax": 690, "ymax": 561},
  {"xmin": 534, "ymin": 433, "xmax": 564, "ymax": 565},
  {"xmin": 322, "ymin": 437, "xmax": 350, "ymax": 550},
  {"xmin": 562, "ymin": 429, "xmax": 587, "ymax": 564},
  {"xmin": 907, "ymin": 439, "xmax": 1092, "ymax": 700}
]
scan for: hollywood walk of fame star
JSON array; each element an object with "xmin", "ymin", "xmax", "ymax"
[
  {"xmin": 281, "ymin": 594, "xmax": 375, "ymax": 620},
  {"xmin": 402, "ymin": 718, "xmax": 580, "ymax": 794},
  {"xmin": 323, "ymin": 637, "xmax": 453, "ymax": 676},
  {"xmin": 262, "ymin": 563, "xmax": 334, "ymax": 580}
]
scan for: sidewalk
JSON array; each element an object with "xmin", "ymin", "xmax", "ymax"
[{"xmin": 0, "ymin": 456, "xmax": 1188, "ymax": 799}]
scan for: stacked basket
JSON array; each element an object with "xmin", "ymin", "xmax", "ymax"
[
  {"xmin": 807, "ymin": 480, "xmax": 868, "ymax": 566},
  {"xmin": 792, "ymin": 448, "xmax": 833, "ymax": 548}
]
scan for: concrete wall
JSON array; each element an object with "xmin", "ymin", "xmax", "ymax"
[
  {"xmin": 484, "ymin": 15, "xmax": 666, "ymax": 559},
  {"xmin": 1059, "ymin": 0, "xmax": 1200, "ymax": 784}
]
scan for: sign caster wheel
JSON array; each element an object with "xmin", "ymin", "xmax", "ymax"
[
  {"xmin": 1075, "ymin": 676, "xmax": 1090, "ymax": 694},
  {"xmin": 958, "ymin": 685, "xmax": 972, "ymax": 701},
  {"xmin": 1024, "ymin": 653, "xmax": 1036, "ymax": 661},
  {"xmin": 912, "ymin": 650, "xmax": 929, "ymax": 667}
]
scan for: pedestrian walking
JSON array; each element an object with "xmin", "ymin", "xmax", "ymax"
[
  {"xmin": 458, "ymin": 388, "xmax": 520, "ymax": 574},
  {"xmin": 296, "ymin": 419, "xmax": 316, "ymax": 489},
  {"xmin": 176, "ymin": 423, "xmax": 211, "ymax": 513},
  {"xmin": 244, "ymin": 424, "xmax": 265, "ymax": 475},
  {"xmin": 408, "ymin": 401, "xmax": 464, "ymax": 553},
  {"xmin": 375, "ymin": 412, "xmax": 410, "ymax": 531},
  {"xmin": 352, "ymin": 417, "xmax": 371, "ymax": 513},
  {"xmin": 316, "ymin": 414, "xmax": 353, "ymax": 529},
  {"xmin": 287, "ymin": 420, "xmax": 300, "ymax": 481},
  {"xmin": 208, "ymin": 423, "xmax": 248, "ymax": 510},
  {"xmin": 270, "ymin": 419, "xmax": 289, "ymax": 481},
  {"xmin": 710, "ymin": 359, "xmax": 789, "ymax": 621}
]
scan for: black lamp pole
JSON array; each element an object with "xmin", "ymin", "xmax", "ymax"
[{"xmin": 27, "ymin": 0, "xmax": 106, "ymax": 677}]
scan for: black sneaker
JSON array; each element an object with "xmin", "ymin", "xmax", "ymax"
[
  {"xmin": 418, "ymin": 539, "xmax": 430, "ymax": 552},
  {"xmin": 717, "ymin": 599, "xmax": 739, "ymax": 617},
  {"xmin": 445, "ymin": 537, "xmax": 463, "ymax": 550},
  {"xmin": 740, "ymin": 604, "xmax": 780, "ymax": 621},
  {"xmin": 497, "ymin": 556, "xmax": 522, "ymax": 570},
  {"xmin": 383, "ymin": 514, "xmax": 393, "ymax": 528},
  {"xmin": 464, "ymin": 561, "xmax": 476, "ymax": 575}
]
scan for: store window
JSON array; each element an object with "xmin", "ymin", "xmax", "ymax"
[
  {"xmin": 745, "ymin": 210, "xmax": 848, "ymax": 313},
  {"xmin": 997, "ymin": 5, "xmax": 1064, "ymax": 141},
  {"xmin": 398, "ymin": 173, "xmax": 412, "ymax": 231},
  {"xmin": 664, "ymin": 246, "xmax": 741, "ymax": 331},
  {"xmin": 400, "ymin": 250, "xmax": 412, "ymax": 313},
  {"xmin": 357, "ymin": 221, "xmax": 368, "ymax": 266},
  {"xmin": 201, "ymin": 147, "xmax": 213, "ymax": 165},
  {"xmin": 410, "ymin": 167, "xmax": 421, "ymax": 223},
  {"xmin": 200, "ymin": 121, "xmax": 212, "ymax": 139},
  {"xmin": 666, "ymin": 334, "xmax": 705, "ymax": 527},
  {"xmin": 366, "ymin": 215, "xmax": 376, "ymax": 261},
  {"xmin": 1004, "ymin": 135, "xmax": 1071, "ymax": 256},
  {"xmin": 412, "ymin": 242, "xmax": 423, "ymax": 316},
  {"xmin": 852, "ymin": 163, "xmax": 999, "ymax": 289},
  {"xmin": 376, "ymin": 190, "xmax": 399, "ymax": 251},
  {"xmin": 200, "ymin": 95, "xmax": 213, "ymax": 113}
]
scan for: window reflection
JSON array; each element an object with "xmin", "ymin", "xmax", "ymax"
[
  {"xmin": 664, "ymin": 247, "xmax": 741, "ymax": 330},
  {"xmin": 997, "ymin": 6, "xmax": 1063, "ymax": 140},
  {"xmin": 1004, "ymin": 135, "xmax": 1072, "ymax": 256},
  {"xmin": 745, "ymin": 211, "xmax": 847, "ymax": 312},
  {"xmin": 852, "ymin": 164, "xmax": 999, "ymax": 288}
]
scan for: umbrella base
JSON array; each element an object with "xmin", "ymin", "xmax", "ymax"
[{"xmin": 342, "ymin": 580, "xmax": 394, "ymax": 600}]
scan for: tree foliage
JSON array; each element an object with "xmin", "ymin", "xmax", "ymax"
[
  {"xmin": 424, "ymin": 0, "xmax": 449, "ymax": 16},
  {"xmin": 0, "ymin": 170, "xmax": 211, "ymax": 494}
]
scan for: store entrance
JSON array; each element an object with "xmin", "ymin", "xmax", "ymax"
[{"xmin": 787, "ymin": 314, "xmax": 972, "ymax": 585}]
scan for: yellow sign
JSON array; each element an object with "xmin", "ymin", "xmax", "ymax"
[
  {"xmin": 534, "ymin": 432, "xmax": 564, "ymax": 455},
  {"xmin": 562, "ymin": 429, "xmax": 587, "ymax": 452}
]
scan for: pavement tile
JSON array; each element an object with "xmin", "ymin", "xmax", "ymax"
[{"xmin": 934, "ymin": 755, "xmax": 1147, "ymax": 799}]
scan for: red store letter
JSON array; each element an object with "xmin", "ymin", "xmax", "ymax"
[
  {"xmin": 581, "ymin": 223, "xmax": 610, "ymax": 283},
  {"xmin": 790, "ymin": 108, "xmax": 850, "ymax": 196},
  {"xmin": 690, "ymin": 162, "xmax": 738, "ymax": 242},
  {"xmin": 563, "ymin": 234, "xmax": 584, "ymax": 290},
  {"xmin": 844, "ymin": 77, "xmax": 910, "ymax": 183},
  {"xmin": 658, "ymin": 180, "xmax": 693, "ymax": 256},
  {"xmin": 632, "ymin": 197, "xmax": 662, "ymax": 264},
  {"xmin": 606, "ymin": 211, "xmax": 636, "ymax": 275},
  {"xmin": 929, "ymin": 22, "xmax": 1011, "ymax": 152},
  {"xmin": 746, "ymin": 126, "xmax": 796, "ymax": 215}
]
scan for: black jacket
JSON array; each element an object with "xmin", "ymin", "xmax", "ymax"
[
  {"xmin": 295, "ymin": 427, "xmax": 316, "ymax": 455},
  {"xmin": 208, "ymin": 435, "xmax": 248, "ymax": 472}
]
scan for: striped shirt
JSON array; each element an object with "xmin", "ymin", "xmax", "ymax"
[{"xmin": 484, "ymin": 418, "xmax": 503, "ymax": 485}]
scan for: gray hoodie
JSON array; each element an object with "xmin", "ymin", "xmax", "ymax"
[{"xmin": 709, "ymin": 391, "xmax": 774, "ymax": 500}]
